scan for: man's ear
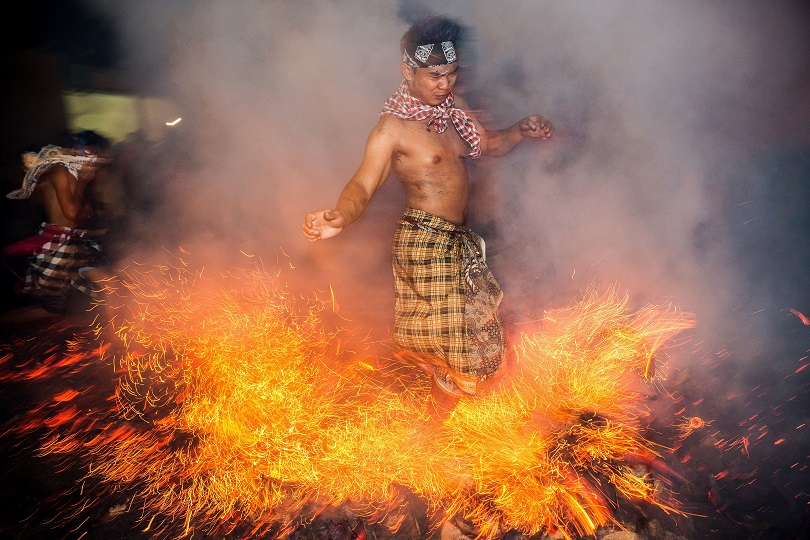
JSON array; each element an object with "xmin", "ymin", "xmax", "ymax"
[{"xmin": 400, "ymin": 62, "xmax": 414, "ymax": 81}]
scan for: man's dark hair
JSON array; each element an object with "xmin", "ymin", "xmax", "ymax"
[
  {"xmin": 58, "ymin": 129, "xmax": 111, "ymax": 153},
  {"xmin": 400, "ymin": 16, "xmax": 461, "ymax": 53}
]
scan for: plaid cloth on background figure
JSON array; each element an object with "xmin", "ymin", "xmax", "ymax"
[{"xmin": 22, "ymin": 223, "xmax": 106, "ymax": 313}]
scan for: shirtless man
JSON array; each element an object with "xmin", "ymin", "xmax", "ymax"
[
  {"xmin": 6, "ymin": 131, "xmax": 111, "ymax": 313},
  {"xmin": 302, "ymin": 16, "xmax": 553, "ymax": 418}
]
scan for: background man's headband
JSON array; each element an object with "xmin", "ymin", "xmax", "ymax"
[{"xmin": 402, "ymin": 40, "xmax": 457, "ymax": 68}]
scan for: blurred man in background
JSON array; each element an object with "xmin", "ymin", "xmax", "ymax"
[{"xmin": 5, "ymin": 130, "xmax": 113, "ymax": 315}]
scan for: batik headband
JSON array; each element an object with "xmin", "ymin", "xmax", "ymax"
[{"xmin": 402, "ymin": 40, "xmax": 457, "ymax": 68}]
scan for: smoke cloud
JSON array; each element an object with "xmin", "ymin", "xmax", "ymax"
[{"xmin": 86, "ymin": 0, "xmax": 810, "ymax": 522}]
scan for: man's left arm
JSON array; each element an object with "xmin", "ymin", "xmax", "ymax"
[{"xmin": 456, "ymin": 96, "xmax": 553, "ymax": 157}]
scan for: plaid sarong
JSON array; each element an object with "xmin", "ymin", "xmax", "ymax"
[
  {"xmin": 380, "ymin": 81, "xmax": 482, "ymax": 158},
  {"xmin": 22, "ymin": 223, "xmax": 106, "ymax": 312},
  {"xmin": 392, "ymin": 208, "xmax": 504, "ymax": 395}
]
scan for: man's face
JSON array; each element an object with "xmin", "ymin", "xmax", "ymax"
[{"xmin": 403, "ymin": 62, "xmax": 459, "ymax": 105}]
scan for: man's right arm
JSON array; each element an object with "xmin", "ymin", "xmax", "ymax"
[{"xmin": 302, "ymin": 120, "xmax": 395, "ymax": 242}]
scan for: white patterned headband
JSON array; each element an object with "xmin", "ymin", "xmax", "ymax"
[{"xmin": 402, "ymin": 40, "xmax": 457, "ymax": 68}]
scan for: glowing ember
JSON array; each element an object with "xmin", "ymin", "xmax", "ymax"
[
  {"xmin": 674, "ymin": 416, "xmax": 709, "ymax": 440},
  {"xmin": 789, "ymin": 308, "xmax": 810, "ymax": 326},
  {"xmin": 3, "ymin": 259, "xmax": 696, "ymax": 539}
]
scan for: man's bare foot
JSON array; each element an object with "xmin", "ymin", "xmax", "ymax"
[{"xmin": 427, "ymin": 380, "xmax": 460, "ymax": 422}]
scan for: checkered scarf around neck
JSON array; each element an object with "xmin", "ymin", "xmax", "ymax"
[
  {"xmin": 6, "ymin": 145, "xmax": 106, "ymax": 200},
  {"xmin": 380, "ymin": 80, "xmax": 482, "ymax": 159}
]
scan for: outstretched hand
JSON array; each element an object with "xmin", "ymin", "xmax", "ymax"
[
  {"xmin": 302, "ymin": 209, "xmax": 347, "ymax": 242},
  {"xmin": 519, "ymin": 115, "xmax": 554, "ymax": 140}
]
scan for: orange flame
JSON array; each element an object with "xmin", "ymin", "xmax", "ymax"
[{"xmin": 5, "ymin": 261, "xmax": 696, "ymax": 539}]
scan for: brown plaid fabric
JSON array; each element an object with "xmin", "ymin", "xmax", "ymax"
[
  {"xmin": 22, "ymin": 223, "xmax": 106, "ymax": 312},
  {"xmin": 380, "ymin": 81, "xmax": 482, "ymax": 159},
  {"xmin": 392, "ymin": 208, "xmax": 504, "ymax": 395}
]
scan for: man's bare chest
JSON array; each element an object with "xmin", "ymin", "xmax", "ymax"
[{"xmin": 393, "ymin": 120, "xmax": 468, "ymax": 165}]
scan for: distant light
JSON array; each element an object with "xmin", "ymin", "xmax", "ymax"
[{"xmin": 166, "ymin": 117, "xmax": 182, "ymax": 126}]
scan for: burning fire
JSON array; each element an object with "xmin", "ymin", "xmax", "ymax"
[{"xmin": 1, "ymin": 256, "xmax": 696, "ymax": 539}]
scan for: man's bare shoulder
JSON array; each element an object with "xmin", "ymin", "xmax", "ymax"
[
  {"xmin": 366, "ymin": 116, "xmax": 407, "ymax": 150},
  {"xmin": 373, "ymin": 115, "xmax": 407, "ymax": 135},
  {"xmin": 376, "ymin": 114, "xmax": 435, "ymax": 137},
  {"xmin": 36, "ymin": 164, "xmax": 73, "ymax": 187}
]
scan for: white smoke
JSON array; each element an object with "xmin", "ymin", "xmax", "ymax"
[
  {"xmin": 85, "ymin": 0, "xmax": 810, "ymax": 369},
  {"xmin": 77, "ymin": 2, "xmax": 810, "ymax": 530}
]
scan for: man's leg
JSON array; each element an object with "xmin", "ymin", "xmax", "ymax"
[{"xmin": 428, "ymin": 379, "xmax": 460, "ymax": 421}]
